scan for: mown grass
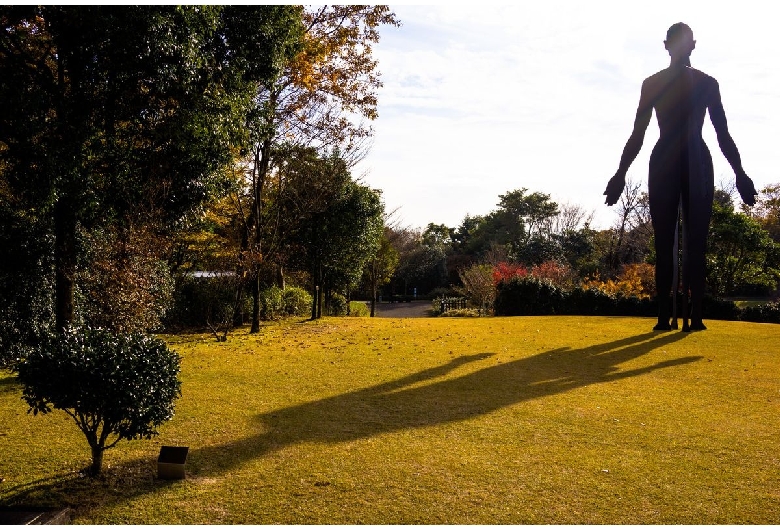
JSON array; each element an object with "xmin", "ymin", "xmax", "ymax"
[{"xmin": 1, "ymin": 316, "xmax": 779, "ymax": 524}]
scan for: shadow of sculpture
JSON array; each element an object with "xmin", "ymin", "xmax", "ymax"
[
  {"xmin": 604, "ymin": 22, "xmax": 758, "ymax": 331},
  {"xmin": 189, "ymin": 330, "xmax": 698, "ymax": 475},
  {"xmin": 2, "ymin": 330, "xmax": 699, "ymax": 518}
]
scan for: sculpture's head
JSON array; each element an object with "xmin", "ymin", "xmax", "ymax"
[{"xmin": 664, "ymin": 22, "xmax": 696, "ymax": 65}]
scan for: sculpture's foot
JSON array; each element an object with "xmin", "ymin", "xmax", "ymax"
[
  {"xmin": 653, "ymin": 321, "xmax": 672, "ymax": 331},
  {"xmin": 670, "ymin": 318, "xmax": 679, "ymax": 330},
  {"xmin": 688, "ymin": 320, "xmax": 707, "ymax": 331}
]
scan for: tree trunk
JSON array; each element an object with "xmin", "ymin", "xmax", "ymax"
[
  {"xmin": 250, "ymin": 274, "xmax": 261, "ymax": 333},
  {"xmin": 232, "ymin": 280, "xmax": 245, "ymax": 327},
  {"xmin": 311, "ymin": 284, "xmax": 319, "ymax": 320},
  {"xmin": 249, "ymin": 139, "xmax": 273, "ymax": 332},
  {"xmin": 89, "ymin": 444, "xmax": 104, "ymax": 477},
  {"xmin": 370, "ymin": 267, "xmax": 377, "ymax": 317},
  {"xmin": 276, "ymin": 264, "xmax": 285, "ymax": 290}
]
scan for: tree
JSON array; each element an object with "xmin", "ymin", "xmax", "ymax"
[
  {"xmin": 604, "ymin": 178, "xmax": 652, "ymax": 274},
  {"xmin": 497, "ymin": 188, "xmax": 559, "ymax": 245},
  {"xmin": 751, "ymin": 183, "xmax": 780, "ymax": 243},
  {"xmin": 456, "ymin": 263, "xmax": 496, "ymax": 314},
  {"xmin": 706, "ymin": 199, "xmax": 780, "ymax": 296},
  {"xmin": 78, "ymin": 225, "xmax": 174, "ymax": 333},
  {"xmin": 0, "ymin": 6, "xmax": 303, "ymax": 334},
  {"xmin": 273, "ymin": 147, "xmax": 384, "ymax": 318},
  {"xmin": 387, "ymin": 225, "xmax": 449, "ymax": 298},
  {"xmin": 364, "ymin": 229, "xmax": 399, "ymax": 317},
  {"xmin": 449, "ymin": 189, "xmax": 561, "ymax": 265},
  {"xmin": 17, "ymin": 327, "xmax": 181, "ymax": 476},
  {"xmin": 234, "ymin": 5, "xmax": 399, "ymax": 331}
]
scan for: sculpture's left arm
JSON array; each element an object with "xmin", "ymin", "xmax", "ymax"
[{"xmin": 708, "ymin": 79, "xmax": 758, "ymax": 205}]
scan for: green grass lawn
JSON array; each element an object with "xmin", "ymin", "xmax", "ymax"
[{"xmin": 1, "ymin": 316, "xmax": 779, "ymax": 524}]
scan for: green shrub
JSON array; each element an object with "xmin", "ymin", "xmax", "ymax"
[
  {"xmin": 440, "ymin": 308, "xmax": 482, "ymax": 317},
  {"xmin": 327, "ymin": 293, "xmax": 348, "ymax": 316},
  {"xmin": 283, "ymin": 286, "xmax": 313, "ymax": 317},
  {"xmin": 740, "ymin": 301, "xmax": 780, "ymax": 324},
  {"xmin": 166, "ymin": 274, "xmax": 246, "ymax": 330},
  {"xmin": 495, "ymin": 279, "xmax": 728, "ymax": 320},
  {"xmin": 564, "ymin": 286, "xmax": 619, "ymax": 316},
  {"xmin": 494, "ymin": 276, "xmax": 565, "ymax": 316},
  {"xmin": 699, "ymin": 294, "xmax": 741, "ymax": 321},
  {"xmin": 17, "ymin": 327, "xmax": 181, "ymax": 476},
  {"xmin": 259, "ymin": 286, "xmax": 284, "ymax": 320},
  {"xmin": 348, "ymin": 301, "xmax": 370, "ymax": 317}
]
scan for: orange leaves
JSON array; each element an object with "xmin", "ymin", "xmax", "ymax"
[
  {"xmin": 583, "ymin": 263, "xmax": 655, "ymax": 299},
  {"xmin": 265, "ymin": 6, "xmax": 399, "ymax": 153}
]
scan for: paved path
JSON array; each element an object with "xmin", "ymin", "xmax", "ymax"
[{"xmin": 373, "ymin": 301, "xmax": 432, "ymax": 318}]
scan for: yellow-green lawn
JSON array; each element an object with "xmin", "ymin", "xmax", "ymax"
[{"xmin": 1, "ymin": 316, "xmax": 778, "ymax": 524}]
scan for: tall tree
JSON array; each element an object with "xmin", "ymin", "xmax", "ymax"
[
  {"xmin": 274, "ymin": 147, "xmax": 383, "ymax": 319},
  {"xmin": 751, "ymin": 183, "xmax": 780, "ymax": 243},
  {"xmin": 237, "ymin": 5, "xmax": 399, "ymax": 331},
  {"xmin": 0, "ymin": 6, "xmax": 303, "ymax": 333}
]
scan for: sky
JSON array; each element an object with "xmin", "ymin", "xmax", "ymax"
[{"xmin": 354, "ymin": 2, "xmax": 780, "ymax": 231}]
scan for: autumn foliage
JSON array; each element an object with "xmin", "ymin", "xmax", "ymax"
[
  {"xmin": 492, "ymin": 260, "xmax": 576, "ymax": 290},
  {"xmin": 582, "ymin": 263, "xmax": 656, "ymax": 300}
]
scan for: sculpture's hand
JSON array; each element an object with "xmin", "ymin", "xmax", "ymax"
[
  {"xmin": 604, "ymin": 174, "xmax": 625, "ymax": 206},
  {"xmin": 736, "ymin": 170, "xmax": 758, "ymax": 206}
]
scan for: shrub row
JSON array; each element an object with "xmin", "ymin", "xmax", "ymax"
[
  {"xmin": 258, "ymin": 286, "xmax": 313, "ymax": 320},
  {"xmin": 494, "ymin": 276, "xmax": 779, "ymax": 324},
  {"xmin": 165, "ymin": 276, "xmax": 312, "ymax": 329}
]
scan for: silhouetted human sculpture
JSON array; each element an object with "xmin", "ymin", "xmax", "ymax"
[{"xmin": 605, "ymin": 22, "xmax": 758, "ymax": 332}]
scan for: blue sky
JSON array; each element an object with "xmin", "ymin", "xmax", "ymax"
[{"xmin": 355, "ymin": 2, "xmax": 780, "ymax": 231}]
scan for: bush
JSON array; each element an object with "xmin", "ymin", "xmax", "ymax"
[
  {"xmin": 348, "ymin": 301, "xmax": 370, "ymax": 317},
  {"xmin": 165, "ymin": 274, "xmax": 246, "ymax": 331},
  {"xmin": 17, "ymin": 327, "xmax": 181, "ymax": 476},
  {"xmin": 78, "ymin": 226, "xmax": 174, "ymax": 334},
  {"xmin": 327, "ymin": 293, "xmax": 348, "ymax": 316},
  {"xmin": 283, "ymin": 287, "xmax": 313, "ymax": 317},
  {"xmin": 494, "ymin": 276, "xmax": 565, "ymax": 316},
  {"xmin": 494, "ymin": 277, "xmax": 746, "ymax": 321},
  {"xmin": 739, "ymin": 301, "xmax": 780, "ymax": 324},
  {"xmin": 582, "ymin": 263, "xmax": 654, "ymax": 300},
  {"xmin": 259, "ymin": 286, "xmax": 284, "ymax": 320},
  {"xmin": 440, "ymin": 308, "xmax": 482, "ymax": 317},
  {"xmin": 564, "ymin": 286, "xmax": 620, "ymax": 316},
  {"xmin": 529, "ymin": 260, "xmax": 578, "ymax": 290},
  {"xmin": 699, "ymin": 294, "xmax": 741, "ymax": 321}
]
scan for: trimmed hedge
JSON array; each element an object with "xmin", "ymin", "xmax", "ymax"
[
  {"xmin": 494, "ymin": 276, "xmax": 779, "ymax": 324},
  {"xmin": 739, "ymin": 301, "xmax": 780, "ymax": 324},
  {"xmin": 495, "ymin": 277, "xmax": 654, "ymax": 317}
]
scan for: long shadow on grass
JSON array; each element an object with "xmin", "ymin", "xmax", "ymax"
[
  {"xmin": 0, "ymin": 331, "xmax": 699, "ymax": 518},
  {"xmin": 189, "ymin": 330, "xmax": 700, "ymax": 475}
]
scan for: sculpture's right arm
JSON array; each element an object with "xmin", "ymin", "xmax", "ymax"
[{"xmin": 605, "ymin": 80, "xmax": 653, "ymax": 205}]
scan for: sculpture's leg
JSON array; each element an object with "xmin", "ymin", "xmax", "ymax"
[
  {"xmin": 681, "ymin": 217, "xmax": 691, "ymax": 332},
  {"xmin": 649, "ymin": 146, "xmax": 684, "ymax": 332},
  {"xmin": 683, "ymin": 143, "xmax": 713, "ymax": 332},
  {"xmin": 652, "ymin": 223, "xmax": 674, "ymax": 332},
  {"xmin": 670, "ymin": 198, "xmax": 682, "ymax": 330},
  {"xmin": 687, "ymin": 226, "xmax": 708, "ymax": 331},
  {"xmin": 650, "ymin": 191, "xmax": 678, "ymax": 332}
]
